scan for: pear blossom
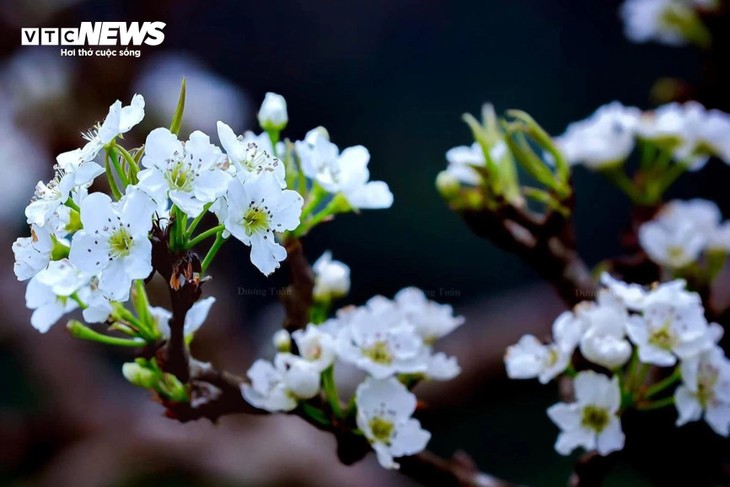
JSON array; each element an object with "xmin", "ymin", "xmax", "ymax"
[
  {"xmin": 68, "ymin": 191, "xmax": 156, "ymax": 301},
  {"xmin": 291, "ymin": 324, "xmax": 337, "ymax": 372},
  {"xmin": 272, "ymin": 329, "xmax": 292, "ymax": 352},
  {"xmin": 638, "ymin": 102, "xmax": 730, "ymax": 168},
  {"xmin": 336, "ymin": 303, "xmax": 426, "ymax": 379},
  {"xmin": 555, "ymin": 102, "xmax": 640, "ymax": 169},
  {"xmin": 620, "ymin": 0, "xmax": 699, "ymax": 46},
  {"xmin": 505, "ymin": 311, "xmax": 583, "ymax": 384},
  {"xmin": 13, "ymin": 224, "xmax": 53, "ymax": 280},
  {"xmin": 257, "ymin": 92, "xmax": 288, "ymax": 130},
  {"xmin": 444, "ymin": 141, "xmax": 507, "ymax": 185},
  {"xmin": 548, "ymin": 371, "xmax": 625, "ymax": 456},
  {"xmin": 626, "ymin": 297, "xmax": 713, "ymax": 366},
  {"xmin": 78, "ymin": 94, "xmax": 145, "ymax": 160},
  {"xmin": 394, "ymin": 287, "xmax": 464, "ymax": 343},
  {"xmin": 675, "ymin": 346, "xmax": 730, "ymax": 436},
  {"xmin": 242, "ymin": 354, "xmax": 321, "ymax": 412},
  {"xmin": 355, "ymin": 377, "xmax": 431, "ymax": 469},
  {"xmin": 576, "ymin": 293, "xmax": 633, "ymax": 369},
  {"xmin": 24, "ymin": 172, "xmax": 75, "ymax": 227},
  {"xmin": 76, "ymin": 278, "xmax": 112, "ymax": 324},
  {"xmin": 25, "ymin": 260, "xmax": 88, "ymax": 333},
  {"xmin": 154, "ymin": 296, "xmax": 216, "ymax": 338},
  {"xmin": 136, "ymin": 128, "xmax": 231, "ymax": 217},
  {"xmin": 217, "ymin": 121, "xmax": 286, "ymax": 186},
  {"xmin": 295, "ymin": 129, "xmax": 393, "ymax": 209},
  {"xmin": 221, "ymin": 173, "xmax": 303, "ymax": 275},
  {"xmin": 312, "ymin": 251, "xmax": 351, "ymax": 300}
]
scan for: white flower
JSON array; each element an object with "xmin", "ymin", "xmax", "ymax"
[
  {"xmin": 25, "ymin": 260, "xmax": 87, "ymax": 333},
  {"xmin": 25, "ymin": 172, "xmax": 75, "ymax": 227},
  {"xmin": 76, "ymin": 278, "xmax": 112, "ymax": 324},
  {"xmin": 547, "ymin": 371, "xmax": 625, "ymax": 456},
  {"xmin": 221, "ymin": 173, "xmax": 303, "ymax": 275},
  {"xmin": 79, "ymin": 94, "xmax": 145, "ymax": 160},
  {"xmin": 136, "ymin": 128, "xmax": 231, "ymax": 217},
  {"xmin": 291, "ymin": 324, "xmax": 337, "ymax": 372},
  {"xmin": 577, "ymin": 293, "xmax": 633, "ymax": 369},
  {"xmin": 312, "ymin": 251, "xmax": 351, "ymax": 300},
  {"xmin": 241, "ymin": 354, "xmax": 321, "ymax": 412},
  {"xmin": 13, "ymin": 224, "xmax": 53, "ymax": 280},
  {"xmin": 154, "ymin": 296, "xmax": 216, "ymax": 339},
  {"xmin": 555, "ymin": 102, "xmax": 640, "ymax": 169},
  {"xmin": 505, "ymin": 311, "xmax": 583, "ymax": 384},
  {"xmin": 55, "ymin": 149, "xmax": 105, "ymax": 189},
  {"xmin": 355, "ymin": 377, "xmax": 431, "ymax": 469},
  {"xmin": 295, "ymin": 130, "xmax": 393, "ymax": 209},
  {"xmin": 638, "ymin": 102, "xmax": 730, "ymax": 168},
  {"xmin": 639, "ymin": 217, "xmax": 706, "ymax": 268},
  {"xmin": 675, "ymin": 346, "xmax": 730, "ymax": 436},
  {"xmin": 68, "ymin": 191, "xmax": 156, "ymax": 301},
  {"xmin": 336, "ymin": 303, "xmax": 426, "ymax": 379},
  {"xmin": 257, "ymin": 92, "xmax": 288, "ymax": 130},
  {"xmin": 272, "ymin": 329, "xmax": 292, "ymax": 352},
  {"xmin": 444, "ymin": 141, "xmax": 507, "ymax": 185},
  {"xmin": 217, "ymin": 121, "xmax": 286, "ymax": 186},
  {"xmin": 626, "ymin": 298, "xmax": 713, "ymax": 366},
  {"xmin": 394, "ymin": 287, "xmax": 464, "ymax": 343},
  {"xmin": 620, "ymin": 0, "xmax": 696, "ymax": 46}
]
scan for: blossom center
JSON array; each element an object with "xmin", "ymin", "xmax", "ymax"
[
  {"xmin": 581, "ymin": 405, "xmax": 610, "ymax": 432},
  {"xmin": 108, "ymin": 228, "xmax": 133, "ymax": 258},
  {"xmin": 242, "ymin": 207, "xmax": 270, "ymax": 236},
  {"xmin": 369, "ymin": 416, "xmax": 394, "ymax": 443},
  {"xmin": 649, "ymin": 322, "xmax": 676, "ymax": 350},
  {"xmin": 363, "ymin": 341, "xmax": 393, "ymax": 364},
  {"xmin": 166, "ymin": 162, "xmax": 194, "ymax": 192}
]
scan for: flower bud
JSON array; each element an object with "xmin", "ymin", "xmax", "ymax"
[
  {"xmin": 435, "ymin": 171, "xmax": 460, "ymax": 199},
  {"xmin": 122, "ymin": 362, "xmax": 158, "ymax": 389},
  {"xmin": 283, "ymin": 360, "xmax": 320, "ymax": 399},
  {"xmin": 313, "ymin": 251, "xmax": 351, "ymax": 301},
  {"xmin": 258, "ymin": 92, "xmax": 288, "ymax": 131},
  {"xmin": 272, "ymin": 329, "xmax": 291, "ymax": 352}
]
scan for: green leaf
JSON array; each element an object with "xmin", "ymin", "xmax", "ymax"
[{"xmin": 169, "ymin": 78, "xmax": 187, "ymax": 136}]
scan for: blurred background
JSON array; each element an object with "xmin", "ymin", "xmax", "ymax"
[{"xmin": 0, "ymin": 0, "xmax": 728, "ymax": 486}]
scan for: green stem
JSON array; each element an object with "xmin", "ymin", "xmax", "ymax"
[
  {"xmin": 105, "ymin": 151, "xmax": 122, "ymax": 200},
  {"xmin": 184, "ymin": 202, "xmax": 213, "ymax": 241},
  {"xmin": 294, "ymin": 198, "xmax": 338, "ymax": 237},
  {"xmin": 115, "ymin": 143, "xmax": 140, "ymax": 183},
  {"xmin": 300, "ymin": 402, "xmax": 330, "ymax": 427},
  {"xmin": 201, "ymin": 232, "xmax": 227, "ymax": 273},
  {"xmin": 637, "ymin": 396, "xmax": 675, "ymax": 411},
  {"xmin": 67, "ymin": 320, "xmax": 145, "ymax": 347},
  {"xmin": 322, "ymin": 366, "xmax": 343, "ymax": 418},
  {"xmin": 186, "ymin": 224, "xmax": 225, "ymax": 249},
  {"xmin": 108, "ymin": 147, "xmax": 129, "ymax": 188},
  {"xmin": 64, "ymin": 197, "xmax": 81, "ymax": 212},
  {"xmin": 300, "ymin": 185, "xmax": 327, "ymax": 219},
  {"xmin": 133, "ymin": 280, "xmax": 154, "ymax": 337},
  {"xmin": 644, "ymin": 367, "xmax": 681, "ymax": 400}
]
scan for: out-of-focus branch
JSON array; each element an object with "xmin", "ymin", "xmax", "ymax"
[
  {"xmin": 460, "ymin": 199, "xmax": 595, "ymax": 307},
  {"xmin": 280, "ymin": 237, "xmax": 315, "ymax": 332}
]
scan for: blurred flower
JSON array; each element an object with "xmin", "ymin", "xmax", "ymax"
[
  {"xmin": 257, "ymin": 92, "xmax": 288, "ymax": 131},
  {"xmin": 272, "ymin": 329, "xmax": 292, "ymax": 352},
  {"xmin": 355, "ymin": 377, "xmax": 431, "ymax": 469},
  {"xmin": 443, "ymin": 141, "xmax": 507, "ymax": 185},
  {"xmin": 291, "ymin": 324, "xmax": 337, "ymax": 372},
  {"xmin": 242, "ymin": 354, "xmax": 321, "ymax": 412},
  {"xmin": 134, "ymin": 53, "xmax": 249, "ymax": 136},
  {"xmin": 620, "ymin": 0, "xmax": 716, "ymax": 47},
  {"xmin": 676, "ymin": 346, "xmax": 730, "ymax": 436},
  {"xmin": 505, "ymin": 311, "xmax": 583, "ymax": 384},
  {"xmin": 576, "ymin": 293, "xmax": 633, "ymax": 369},
  {"xmin": 394, "ymin": 287, "xmax": 464, "ymax": 343},
  {"xmin": 547, "ymin": 371, "xmax": 625, "ymax": 456},
  {"xmin": 312, "ymin": 251, "xmax": 351, "ymax": 300},
  {"xmin": 555, "ymin": 102, "xmax": 640, "ymax": 169}
]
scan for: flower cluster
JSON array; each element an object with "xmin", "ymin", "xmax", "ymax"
[
  {"xmin": 505, "ymin": 273, "xmax": 730, "ymax": 456},
  {"xmin": 639, "ymin": 198, "xmax": 730, "ymax": 270},
  {"xmin": 14, "ymin": 87, "xmax": 393, "ymax": 337},
  {"xmin": 243, "ymin": 286, "xmax": 463, "ymax": 469},
  {"xmin": 620, "ymin": 0, "xmax": 717, "ymax": 47}
]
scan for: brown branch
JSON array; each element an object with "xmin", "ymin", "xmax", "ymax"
[
  {"xmin": 460, "ymin": 202, "xmax": 595, "ymax": 307},
  {"xmin": 280, "ymin": 237, "xmax": 315, "ymax": 333}
]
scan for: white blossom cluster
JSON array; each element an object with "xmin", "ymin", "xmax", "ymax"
[
  {"xmin": 243, "ymin": 287, "xmax": 464, "ymax": 469},
  {"xmin": 554, "ymin": 101, "xmax": 730, "ymax": 170},
  {"xmin": 505, "ymin": 273, "xmax": 730, "ymax": 456},
  {"xmin": 13, "ymin": 91, "xmax": 394, "ymax": 334},
  {"xmin": 620, "ymin": 0, "xmax": 718, "ymax": 46},
  {"xmin": 639, "ymin": 198, "xmax": 730, "ymax": 269}
]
